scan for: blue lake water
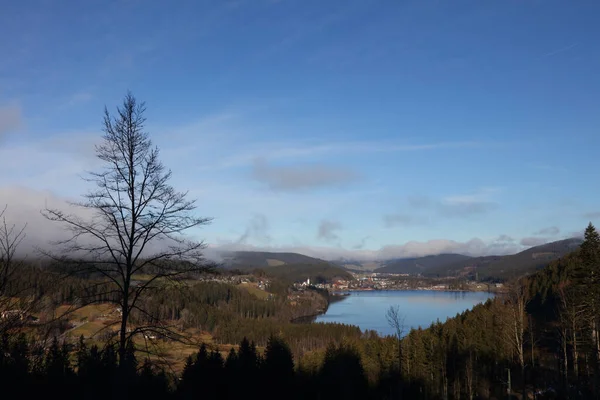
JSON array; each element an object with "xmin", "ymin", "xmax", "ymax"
[{"xmin": 314, "ymin": 290, "xmax": 495, "ymax": 337}]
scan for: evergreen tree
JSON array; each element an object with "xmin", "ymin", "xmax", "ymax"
[
  {"xmin": 76, "ymin": 335, "xmax": 88, "ymax": 377},
  {"xmin": 44, "ymin": 337, "xmax": 72, "ymax": 379},
  {"xmin": 319, "ymin": 342, "xmax": 368, "ymax": 400},
  {"xmin": 137, "ymin": 360, "xmax": 169, "ymax": 400},
  {"xmin": 234, "ymin": 338, "xmax": 261, "ymax": 398},
  {"xmin": 581, "ymin": 223, "xmax": 600, "ymax": 395},
  {"xmin": 263, "ymin": 335, "xmax": 295, "ymax": 399}
]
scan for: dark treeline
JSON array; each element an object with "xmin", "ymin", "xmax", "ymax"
[{"xmin": 0, "ymin": 332, "xmax": 410, "ymax": 400}]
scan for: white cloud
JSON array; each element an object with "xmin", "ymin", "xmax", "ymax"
[
  {"xmin": 0, "ymin": 131, "xmax": 99, "ymax": 193},
  {"xmin": 0, "ymin": 186, "xmax": 89, "ymax": 256}
]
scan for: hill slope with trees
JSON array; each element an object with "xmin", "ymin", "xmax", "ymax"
[
  {"xmin": 426, "ymin": 237, "xmax": 582, "ymax": 280},
  {"xmin": 374, "ymin": 254, "xmax": 473, "ymax": 274}
]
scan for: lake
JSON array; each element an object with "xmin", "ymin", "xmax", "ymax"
[{"xmin": 314, "ymin": 290, "xmax": 495, "ymax": 337}]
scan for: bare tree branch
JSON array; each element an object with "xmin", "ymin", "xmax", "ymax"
[{"xmin": 42, "ymin": 92, "xmax": 214, "ymax": 368}]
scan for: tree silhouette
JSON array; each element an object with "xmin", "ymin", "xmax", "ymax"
[
  {"xmin": 43, "ymin": 92, "xmax": 214, "ymax": 369},
  {"xmin": 319, "ymin": 342, "xmax": 368, "ymax": 400},
  {"xmin": 263, "ymin": 335, "xmax": 295, "ymax": 399}
]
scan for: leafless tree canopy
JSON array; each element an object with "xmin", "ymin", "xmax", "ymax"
[
  {"xmin": 0, "ymin": 205, "xmax": 28, "ymax": 333},
  {"xmin": 386, "ymin": 304, "xmax": 405, "ymax": 339},
  {"xmin": 386, "ymin": 304, "xmax": 406, "ymax": 378},
  {"xmin": 42, "ymin": 92, "xmax": 213, "ymax": 365}
]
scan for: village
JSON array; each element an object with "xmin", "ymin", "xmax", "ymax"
[{"xmin": 293, "ymin": 272, "xmax": 504, "ymax": 293}]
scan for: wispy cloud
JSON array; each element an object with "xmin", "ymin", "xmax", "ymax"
[
  {"xmin": 317, "ymin": 219, "xmax": 342, "ymax": 242},
  {"xmin": 352, "ymin": 236, "xmax": 370, "ymax": 250},
  {"xmin": 534, "ymin": 226, "xmax": 560, "ymax": 236},
  {"xmin": 62, "ymin": 92, "xmax": 93, "ymax": 108},
  {"xmin": 383, "ymin": 213, "xmax": 428, "ymax": 228},
  {"xmin": 237, "ymin": 214, "xmax": 271, "ymax": 245},
  {"xmin": 543, "ymin": 43, "xmax": 578, "ymax": 58},
  {"xmin": 0, "ymin": 104, "xmax": 22, "ymax": 139},
  {"xmin": 0, "ymin": 130, "xmax": 100, "ymax": 194},
  {"xmin": 252, "ymin": 159, "xmax": 359, "ymax": 191},
  {"xmin": 433, "ymin": 188, "xmax": 500, "ymax": 218},
  {"xmin": 394, "ymin": 189, "xmax": 500, "ymax": 222},
  {"xmin": 520, "ymin": 237, "xmax": 549, "ymax": 247},
  {"xmin": 207, "ymin": 140, "xmax": 496, "ymax": 171},
  {"xmin": 583, "ymin": 211, "xmax": 600, "ymax": 220},
  {"xmin": 407, "ymin": 195, "xmax": 433, "ymax": 209},
  {"xmin": 496, "ymin": 234, "xmax": 514, "ymax": 242}
]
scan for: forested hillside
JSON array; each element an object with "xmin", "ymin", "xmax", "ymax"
[
  {"xmin": 375, "ymin": 254, "xmax": 473, "ymax": 274},
  {"xmin": 427, "ymin": 238, "xmax": 583, "ymax": 280},
  {"xmin": 222, "ymin": 251, "xmax": 330, "ymax": 268}
]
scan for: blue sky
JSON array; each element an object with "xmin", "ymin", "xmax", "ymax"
[{"xmin": 1, "ymin": 0, "xmax": 599, "ymax": 260}]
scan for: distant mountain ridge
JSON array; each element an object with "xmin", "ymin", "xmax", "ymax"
[
  {"xmin": 373, "ymin": 238, "xmax": 582, "ymax": 280},
  {"xmin": 426, "ymin": 238, "xmax": 583, "ymax": 280},
  {"xmin": 219, "ymin": 237, "xmax": 583, "ymax": 281}
]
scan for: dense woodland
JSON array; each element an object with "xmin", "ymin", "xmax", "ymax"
[{"xmin": 0, "ymin": 222, "xmax": 598, "ymax": 399}]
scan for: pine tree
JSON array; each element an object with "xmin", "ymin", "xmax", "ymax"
[
  {"xmin": 44, "ymin": 337, "xmax": 72, "ymax": 379},
  {"xmin": 319, "ymin": 342, "xmax": 368, "ymax": 400},
  {"xmin": 581, "ymin": 223, "xmax": 600, "ymax": 395},
  {"xmin": 76, "ymin": 335, "xmax": 88, "ymax": 377},
  {"xmin": 263, "ymin": 335, "xmax": 295, "ymax": 399}
]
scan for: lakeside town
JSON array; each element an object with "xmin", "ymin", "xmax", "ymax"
[{"xmin": 293, "ymin": 272, "xmax": 505, "ymax": 293}]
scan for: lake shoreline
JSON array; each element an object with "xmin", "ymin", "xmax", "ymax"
[
  {"xmin": 331, "ymin": 287, "xmax": 503, "ymax": 294},
  {"xmin": 313, "ymin": 290, "xmax": 496, "ymax": 337}
]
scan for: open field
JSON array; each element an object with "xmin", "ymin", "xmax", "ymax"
[
  {"xmin": 237, "ymin": 282, "xmax": 271, "ymax": 299},
  {"xmin": 56, "ymin": 303, "xmax": 117, "ymax": 322}
]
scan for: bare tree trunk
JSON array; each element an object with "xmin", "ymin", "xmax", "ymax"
[
  {"xmin": 119, "ymin": 282, "xmax": 129, "ymax": 366},
  {"xmin": 529, "ymin": 314, "xmax": 535, "ymax": 367},
  {"xmin": 562, "ymin": 326, "xmax": 569, "ymax": 386},
  {"xmin": 465, "ymin": 351, "xmax": 474, "ymax": 400},
  {"xmin": 572, "ymin": 325, "xmax": 579, "ymax": 378}
]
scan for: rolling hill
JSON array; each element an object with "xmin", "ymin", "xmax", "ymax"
[
  {"xmin": 374, "ymin": 254, "xmax": 472, "ymax": 274},
  {"xmin": 425, "ymin": 238, "xmax": 583, "ymax": 280},
  {"xmin": 221, "ymin": 251, "xmax": 352, "ymax": 283},
  {"xmin": 222, "ymin": 251, "xmax": 330, "ymax": 269},
  {"xmin": 372, "ymin": 238, "xmax": 582, "ymax": 280},
  {"xmin": 219, "ymin": 238, "xmax": 582, "ymax": 282}
]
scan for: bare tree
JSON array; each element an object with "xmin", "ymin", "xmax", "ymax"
[
  {"xmin": 43, "ymin": 93, "xmax": 213, "ymax": 367},
  {"xmin": 386, "ymin": 305, "xmax": 406, "ymax": 378},
  {"xmin": 0, "ymin": 205, "xmax": 28, "ymax": 333},
  {"xmin": 557, "ymin": 281, "xmax": 586, "ymax": 379},
  {"xmin": 502, "ymin": 284, "xmax": 531, "ymax": 400}
]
